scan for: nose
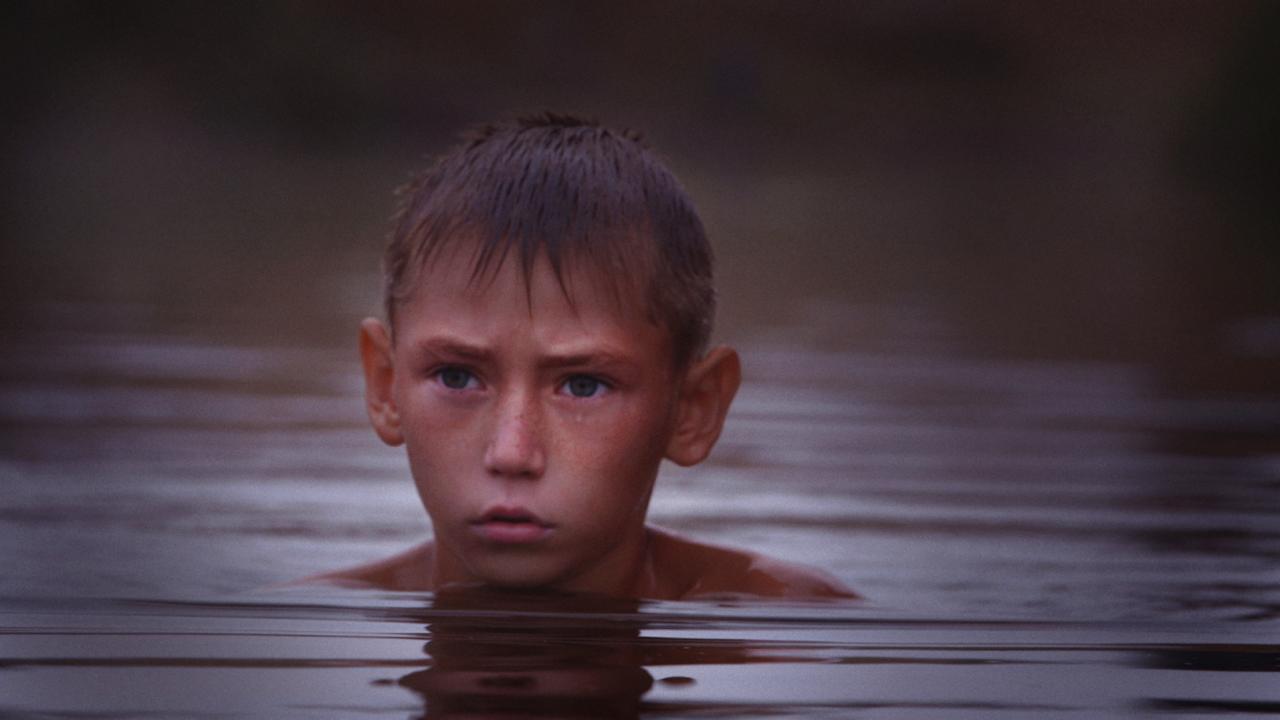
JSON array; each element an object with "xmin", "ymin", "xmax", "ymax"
[{"xmin": 483, "ymin": 390, "xmax": 546, "ymax": 479}]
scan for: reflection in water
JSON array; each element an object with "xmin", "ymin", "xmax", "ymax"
[
  {"xmin": 1141, "ymin": 699, "xmax": 1280, "ymax": 715},
  {"xmin": 394, "ymin": 588, "xmax": 775, "ymax": 719},
  {"xmin": 1137, "ymin": 647, "xmax": 1280, "ymax": 673},
  {"xmin": 1, "ymin": 593, "xmax": 1277, "ymax": 718},
  {"xmin": 400, "ymin": 589, "xmax": 655, "ymax": 719}
]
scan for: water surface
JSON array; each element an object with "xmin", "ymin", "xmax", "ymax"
[{"xmin": 2, "ymin": 297, "xmax": 1277, "ymax": 718}]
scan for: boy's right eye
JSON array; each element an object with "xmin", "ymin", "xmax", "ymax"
[{"xmin": 434, "ymin": 366, "xmax": 479, "ymax": 391}]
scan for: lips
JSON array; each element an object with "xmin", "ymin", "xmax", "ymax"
[{"xmin": 470, "ymin": 505, "xmax": 555, "ymax": 544}]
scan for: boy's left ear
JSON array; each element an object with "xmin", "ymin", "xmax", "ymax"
[{"xmin": 665, "ymin": 345, "xmax": 742, "ymax": 467}]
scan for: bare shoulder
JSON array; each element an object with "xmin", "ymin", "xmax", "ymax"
[
  {"xmin": 293, "ymin": 541, "xmax": 434, "ymax": 591},
  {"xmin": 647, "ymin": 526, "xmax": 858, "ymax": 600}
]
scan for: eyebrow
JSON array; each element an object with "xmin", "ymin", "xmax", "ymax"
[
  {"xmin": 537, "ymin": 351, "xmax": 637, "ymax": 373},
  {"xmin": 411, "ymin": 337, "xmax": 493, "ymax": 363},
  {"xmin": 410, "ymin": 336, "xmax": 640, "ymax": 372}
]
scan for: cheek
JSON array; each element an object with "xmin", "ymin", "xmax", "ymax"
[
  {"xmin": 555, "ymin": 397, "xmax": 672, "ymax": 485},
  {"xmin": 397, "ymin": 399, "xmax": 482, "ymax": 494}
]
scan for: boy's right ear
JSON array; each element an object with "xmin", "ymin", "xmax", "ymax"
[{"xmin": 359, "ymin": 318, "xmax": 404, "ymax": 447}]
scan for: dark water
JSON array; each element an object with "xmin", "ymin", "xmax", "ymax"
[
  {"xmin": 5, "ymin": 2, "xmax": 1280, "ymax": 715},
  {"xmin": 2, "ymin": 591, "xmax": 1276, "ymax": 719},
  {"xmin": 2, "ymin": 297, "xmax": 1278, "ymax": 718}
]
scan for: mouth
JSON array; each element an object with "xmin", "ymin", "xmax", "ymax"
[{"xmin": 470, "ymin": 505, "xmax": 555, "ymax": 544}]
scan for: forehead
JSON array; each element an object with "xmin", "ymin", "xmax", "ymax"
[{"xmin": 395, "ymin": 240, "xmax": 668, "ymax": 352}]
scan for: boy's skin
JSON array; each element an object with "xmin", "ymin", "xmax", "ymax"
[{"xmin": 313, "ymin": 241, "xmax": 855, "ymax": 600}]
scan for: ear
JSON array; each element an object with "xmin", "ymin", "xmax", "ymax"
[
  {"xmin": 359, "ymin": 317, "xmax": 404, "ymax": 446},
  {"xmin": 665, "ymin": 345, "xmax": 741, "ymax": 467}
]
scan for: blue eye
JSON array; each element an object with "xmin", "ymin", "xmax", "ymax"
[
  {"xmin": 437, "ymin": 367, "xmax": 475, "ymax": 390},
  {"xmin": 564, "ymin": 375, "xmax": 603, "ymax": 398}
]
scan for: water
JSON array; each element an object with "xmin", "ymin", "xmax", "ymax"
[
  {"xmin": 2, "ymin": 297, "xmax": 1278, "ymax": 718},
  {"xmin": 2, "ymin": 593, "xmax": 1276, "ymax": 719}
]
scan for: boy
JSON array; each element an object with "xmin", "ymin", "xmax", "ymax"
[{"xmin": 314, "ymin": 114, "xmax": 854, "ymax": 600}]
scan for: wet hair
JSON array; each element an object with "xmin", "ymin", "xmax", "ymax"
[{"xmin": 384, "ymin": 113, "xmax": 715, "ymax": 369}]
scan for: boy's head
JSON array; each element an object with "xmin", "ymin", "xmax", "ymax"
[
  {"xmin": 359, "ymin": 114, "xmax": 740, "ymax": 593},
  {"xmin": 383, "ymin": 113, "xmax": 715, "ymax": 370}
]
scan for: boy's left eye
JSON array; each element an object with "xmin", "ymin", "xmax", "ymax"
[{"xmin": 561, "ymin": 375, "xmax": 606, "ymax": 398}]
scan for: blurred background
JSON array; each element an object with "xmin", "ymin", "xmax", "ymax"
[
  {"xmin": 5, "ymin": 0, "xmax": 1279, "ymax": 359},
  {"xmin": 1, "ymin": 1, "xmax": 1277, "ymax": 611}
]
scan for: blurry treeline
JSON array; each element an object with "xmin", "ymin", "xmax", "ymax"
[{"xmin": 2, "ymin": 1, "xmax": 1277, "ymax": 364}]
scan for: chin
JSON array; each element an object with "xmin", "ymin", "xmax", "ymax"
[{"xmin": 469, "ymin": 556, "xmax": 573, "ymax": 590}]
